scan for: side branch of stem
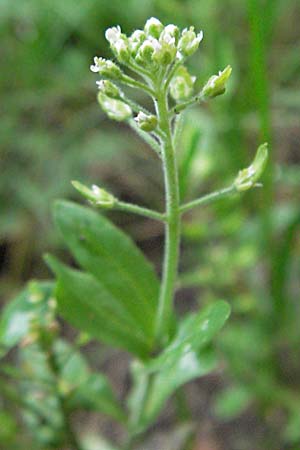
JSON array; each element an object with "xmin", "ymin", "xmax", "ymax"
[
  {"xmin": 116, "ymin": 201, "xmax": 166, "ymax": 222},
  {"xmin": 180, "ymin": 186, "xmax": 237, "ymax": 214}
]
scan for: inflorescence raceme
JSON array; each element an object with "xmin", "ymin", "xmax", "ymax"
[{"xmin": 82, "ymin": 17, "xmax": 267, "ymax": 212}]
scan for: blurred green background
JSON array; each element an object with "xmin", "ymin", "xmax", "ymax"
[{"xmin": 1, "ymin": 0, "xmax": 300, "ymax": 449}]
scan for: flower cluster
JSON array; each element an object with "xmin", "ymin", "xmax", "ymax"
[
  {"xmin": 89, "ymin": 17, "xmax": 233, "ymax": 128},
  {"xmin": 90, "ymin": 18, "xmax": 205, "ymax": 123},
  {"xmin": 102, "ymin": 18, "xmax": 203, "ymax": 69}
]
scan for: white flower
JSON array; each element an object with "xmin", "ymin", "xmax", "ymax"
[
  {"xmin": 163, "ymin": 24, "xmax": 179, "ymax": 38},
  {"xmin": 128, "ymin": 30, "xmax": 146, "ymax": 55},
  {"xmin": 148, "ymin": 36, "xmax": 161, "ymax": 51},
  {"xmin": 105, "ymin": 25, "xmax": 121, "ymax": 44},
  {"xmin": 153, "ymin": 33, "xmax": 177, "ymax": 65},
  {"xmin": 134, "ymin": 111, "xmax": 157, "ymax": 132},
  {"xmin": 197, "ymin": 30, "xmax": 203, "ymax": 43},
  {"xmin": 160, "ymin": 32, "xmax": 175, "ymax": 47},
  {"xmin": 90, "ymin": 56, "xmax": 100, "ymax": 72},
  {"xmin": 90, "ymin": 57, "xmax": 122, "ymax": 79},
  {"xmin": 96, "ymin": 80, "xmax": 121, "ymax": 98},
  {"xmin": 136, "ymin": 37, "xmax": 161, "ymax": 63},
  {"xmin": 130, "ymin": 29, "xmax": 145, "ymax": 41},
  {"xmin": 144, "ymin": 17, "xmax": 163, "ymax": 38},
  {"xmin": 202, "ymin": 65, "xmax": 232, "ymax": 98},
  {"xmin": 178, "ymin": 27, "xmax": 203, "ymax": 57},
  {"xmin": 114, "ymin": 39, "xmax": 127, "ymax": 53},
  {"xmin": 98, "ymin": 93, "xmax": 132, "ymax": 121}
]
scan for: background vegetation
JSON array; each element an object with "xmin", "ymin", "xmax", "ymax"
[{"xmin": 0, "ymin": 0, "xmax": 299, "ymax": 449}]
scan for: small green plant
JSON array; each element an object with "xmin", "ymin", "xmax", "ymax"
[{"xmin": 0, "ymin": 18, "xmax": 268, "ymax": 450}]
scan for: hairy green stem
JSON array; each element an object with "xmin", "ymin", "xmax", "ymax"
[
  {"xmin": 180, "ymin": 185, "xmax": 236, "ymax": 214},
  {"xmin": 121, "ymin": 74, "xmax": 155, "ymax": 96},
  {"xmin": 155, "ymin": 84, "xmax": 181, "ymax": 344},
  {"xmin": 128, "ymin": 119, "xmax": 162, "ymax": 156},
  {"xmin": 164, "ymin": 59, "xmax": 182, "ymax": 90},
  {"xmin": 121, "ymin": 94, "xmax": 152, "ymax": 116},
  {"xmin": 116, "ymin": 200, "xmax": 166, "ymax": 222},
  {"xmin": 171, "ymin": 92, "xmax": 206, "ymax": 115}
]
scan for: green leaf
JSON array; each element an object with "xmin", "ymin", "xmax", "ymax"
[
  {"xmin": 128, "ymin": 301, "xmax": 231, "ymax": 431},
  {"xmin": 0, "ymin": 281, "xmax": 54, "ymax": 357},
  {"xmin": 149, "ymin": 300, "xmax": 231, "ymax": 372},
  {"xmin": 53, "ymin": 200, "xmax": 159, "ymax": 340},
  {"xmin": 55, "ymin": 340, "xmax": 89, "ymax": 387},
  {"xmin": 70, "ymin": 373, "xmax": 125, "ymax": 422},
  {"xmin": 214, "ymin": 385, "xmax": 252, "ymax": 420},
  {"xmin": 54, "ymin": 341, "xmax": 125, "ymax": 422},
  {"xmin": 46, "ymin": 256, "xmax": 150, "ymax": 358},
  {"xmin": 19, "ymin": 338, "xmax": 124, "ymax": 427},
  {"xmin": 19, "ymin": 344, "xmax": 64, "ymax": 443},
  {"xmin": 129, "ymin": 349, "xmax": 216, "ymax": 433}
]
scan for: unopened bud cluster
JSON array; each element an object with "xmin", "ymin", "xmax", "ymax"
[
  {"xmin": 90, "ymin": 17, "xmax": 232, "ymax": 127},
  {"xmin": 101, "ymin": 18, "xmax": 203, "ymax": 69},
  {"xmin": 90, "ymin": 18, "xmax": 206, "ymax": 121}
]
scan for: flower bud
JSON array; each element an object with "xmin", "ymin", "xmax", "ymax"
[
  {"xmin": 129, "ymin": 29, "xmax": 146, "ymax": 56},
  {"xmin": 163, "ymin": 24, "xmax": 180, "ymax": 42},
  {"xmin": 136, "ymin": 38, "xmax": 158, "ymax": 64},
  {"xmin": 144, "ymin": 17, "xmax": 164, "ymax": 38},
  {"xmin": 105, "ymin": 26, "xmax": 122, "ymax": 44},
  {"xmin": 202, "ymin": 65, "xmax": 232, "ymax": 98},
  {"xmin": 178, "ymin": 27, "xmax": 203, "ymax": 57},
  {"xmin": 90, "ymin": 57, "xmax": 123, "ymax": 80},
  {"xmin": 111, "ymin": 37, "xmax": 131, "ymax": 63},
  {"xmin": 152, "ymin": 42, "xmax": 176, "ymax": 65},
  {"xmin": 72, "ymin": 181, "xmax": 116, "ymax": 208},
  {"xmin": 153, "ymin": 31, "xmax": 177, "ymax": 65},
  {"xmin": 170, "ymin": 66, "xmax": 196, "ymax": 100},
  {"xmin": 234, "ymin": 143, "xmax": 268, "ymax": 192},
  {"xmin": 97, "ymin": 93, "xmax": 132, "ymax": 121},
  {"xmin": 96, "ymin": 80, "xmax": 121, "ymax": 98},
  {"xmin": 134, "ymin": 111, "xmax": 158, "ymax": 132}
]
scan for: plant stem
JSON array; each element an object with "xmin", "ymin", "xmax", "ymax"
[
  {"xmin": 171, "ymin": 92, "xmax": 206, "ymax": 115},
  {"xmin": 128, "ymin": 119, "xmax": 162, "ymax": 156},
  {"xmin": 180, "ymin": 185, "xmax": 236, "ymax": 214},
  {"xmin": 116, "ymin": 200, "xmax": 166, "ymax": 222},
  {"xmin": 155, "ymin": 84, "xmax": 181, "ymax": 344},
  {"xmin": 121, "ymin": 74, "xmax": 155, "ymax": 96}
]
